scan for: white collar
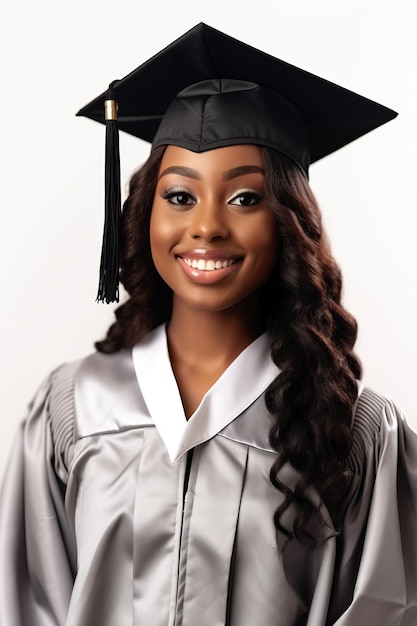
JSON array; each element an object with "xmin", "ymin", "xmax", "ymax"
[{"xmin": 132, "ymin": 324, "xmax": 279, "ymax": 462}]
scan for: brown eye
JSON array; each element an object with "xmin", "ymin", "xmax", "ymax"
[
  {"xmin": 228, "ymin": 191, "xmax": 261, "ymax": 207},
  {"xmin": 163, "ymin": 190, "xmax": 195, "ymax": 206}
]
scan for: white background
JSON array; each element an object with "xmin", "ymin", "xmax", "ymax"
[{"xmin": 1, "ymin": 0, "xmax": 416, "ymax": 483}]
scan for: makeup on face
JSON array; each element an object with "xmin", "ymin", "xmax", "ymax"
[{"xmin": 150, "ymin": 144, "xmax": 280, "ymax": 315}]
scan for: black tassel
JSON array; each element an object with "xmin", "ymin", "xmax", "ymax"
[{"xmin": 96, "ymin": 82, "xmax": 121, "ymax": 303}]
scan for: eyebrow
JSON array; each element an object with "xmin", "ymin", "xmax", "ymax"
[
  {"xmin": 158, "ymin": 166, "xmax": 202, "ymax": 180},
  {"xmin": 157, "ymin": 163, "xmax": 265, "ymax": 182},
  {"xmin": 222, "ymin": 165, "xmax": 265, "ymax": 181}
]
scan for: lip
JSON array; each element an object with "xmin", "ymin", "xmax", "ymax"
[{"xmin": 176, "ymin": 254, "xmax": 243, "ymax": 285}]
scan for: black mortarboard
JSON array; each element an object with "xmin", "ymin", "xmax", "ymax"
[{"xmin": 77, "ymin": 23, "xmax": 397, "ymax": 303}]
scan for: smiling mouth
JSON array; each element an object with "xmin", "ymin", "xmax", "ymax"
[
  {"xmin": 180, "ymin": 257, "xmax": 239, "ymax": 271},
  {"xmin": 176, "ymin": 254, "xmax": 242, "ymax": 285}
]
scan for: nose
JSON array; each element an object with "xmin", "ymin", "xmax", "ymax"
[{"xmin": 189, "ymin": 202, "xmax": 230, "ymax": 242}]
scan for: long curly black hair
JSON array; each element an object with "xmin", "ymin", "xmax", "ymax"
[{"xmin": 96, "ymin": 145, "xmax": 361, "ymax": 544}]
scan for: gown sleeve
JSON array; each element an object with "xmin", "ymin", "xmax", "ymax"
[
  {"xmin": 0, "ymin": 364, "xmax": 78, "ymax": 626},
  {"xmin": 330, "ymin": 388, "xmax": 417, "ymax": 626}
]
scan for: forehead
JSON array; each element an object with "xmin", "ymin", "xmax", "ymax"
[{"xmin": 158, "ymin": 144, "xmax": 264, "ymax": 174}]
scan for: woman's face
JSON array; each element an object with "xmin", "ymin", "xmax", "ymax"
[{"xmin": 150, "ymin": 144, "xmax": 280, "ymax": 315}]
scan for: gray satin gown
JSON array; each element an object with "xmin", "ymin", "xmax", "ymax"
[{"xmin": 1, "ymin": 325, "xmax": 416, "ymax": 625}]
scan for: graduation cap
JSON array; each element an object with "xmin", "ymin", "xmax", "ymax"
[{"xmin": 77, "ymin": 23, "xmax": 397, "ymax": 303}]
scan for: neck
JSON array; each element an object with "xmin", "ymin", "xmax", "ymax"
[{"xmin": 167, "ymin": 296, "xmax": 264, "ymax": 371}]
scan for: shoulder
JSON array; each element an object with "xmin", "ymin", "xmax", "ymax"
[
  {"xmin": 348, "ymin": 385, "xmax": 409, "ymax": 472},
  {"xmin": 47, "ymin": 349, "xmax": 135, "ymax": 403},
  {"xmin": 74, "ymin": 348, "xmax": 137, "ymax": 396},
  {"xmin": 38, "ymin": 350, "xmax": 136, "ymax": 480},
  {"xmin": 351, "ymin": 387, "xmax": 387, "ymax": 445},
  {"xmin": 47, "ymin": 360, "xmax": 81, "ymax": 475}
]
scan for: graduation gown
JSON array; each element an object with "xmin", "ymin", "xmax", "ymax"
[{"xmin": 1, "ymin": 325, "xmax": 416, "ymax": 625}]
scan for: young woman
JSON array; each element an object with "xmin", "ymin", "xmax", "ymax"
[{"xmin": 1, "ymin": 24, "xmax": 416, "ymax": 626}]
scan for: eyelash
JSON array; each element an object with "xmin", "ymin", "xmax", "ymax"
[
  {"xmin": 228, "ymin": 191, "xmax": 262, "ymax": 207},
  {"xmin": 161, "ymin": 188, "xmax": 262, "ymax": 208},
  {"xmin": 162, "ymin": 188, "xmax": 195, "ymax": 206}
]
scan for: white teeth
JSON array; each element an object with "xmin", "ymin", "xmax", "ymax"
[{"xmin": 182, "ymin": 257, "xmax": 237, "ymax": 271}]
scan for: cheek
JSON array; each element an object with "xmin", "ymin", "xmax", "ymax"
[
  {"xmin": 245, "ymin": 213, "xmax": 280, "ymax": 261},
  {"xmin": 149, "ymin": 205, "xmax": 174, "ymax": 260},
  {"xmin": 149, "ymin": 208, "xmax": 159, "ymax": 256},
  {"xmin": 257, "ymin": 239, "xmax": 280, "ymax": 281},
  {"xmin": 149, "ymin": 205, "xmax": 185, "ymax": 287},
  {"xmin": 149, "ymin": 207, "xmax": 167, "ymax": 275},
  {"xmin": 252, "ymin": 218, "xmax": 281, "ymax": 283}
]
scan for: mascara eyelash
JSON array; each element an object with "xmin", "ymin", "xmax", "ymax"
[
  {"xmin": 227, "ymin": 190, "xmax": 263, "ymax": 205},
  {"xmin": 161, "ymin": 186, "xmax": 189, "ymax": 199}
]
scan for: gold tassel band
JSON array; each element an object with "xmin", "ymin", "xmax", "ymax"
[{"xmin": 104, "ymin": 99, "xmax": 118, "ymax": 121}]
